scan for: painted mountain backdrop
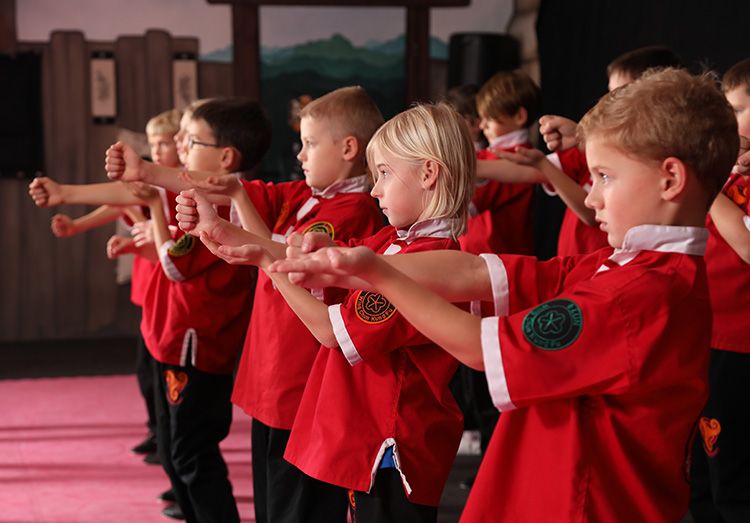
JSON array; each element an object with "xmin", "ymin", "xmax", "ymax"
[{"xmin": 203, "ymin": 33, "xmax": 447, "ymax": 180}]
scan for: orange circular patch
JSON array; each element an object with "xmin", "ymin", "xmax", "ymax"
[{"xmin": 355, "ymin": 291, "xmax": 397, "ymax": 324}]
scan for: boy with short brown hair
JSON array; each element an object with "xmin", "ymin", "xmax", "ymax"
[{"xmin": 461, "ymin": 70, "xmax": 542, "ymax": 257}]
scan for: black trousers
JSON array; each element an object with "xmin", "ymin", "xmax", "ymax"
[
  {"xmin": 135, "ymin": 329, "xmax": 157, "ymax": 434},
  {"xmin": 450, "ymin": 365, "xmax": 499, "ymax": 453},
  {"xmin": 690, "ymin": 349, "xmax": 750, "ymax": 523},
  {"xmin": 153, "ymin": 357, "xmax": 239, "ymax": 523},
  {"xmin": 350, "ymin": 468, "xmax": 437, "ymax": 523},
  {"xmin": 251, "ymin": 419, "xmax": 348, "ymax": 523}
]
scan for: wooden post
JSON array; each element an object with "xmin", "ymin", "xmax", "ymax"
[
  {"xmin": 0, "ymin": 0, "xmax": 16, "ymax": 54},
  {"xmin": 231, "ymin": 3, "xmax": 261, "ymax": 99},
  {"xmin": 406, "ymin": 5, "xmax": 430, "ymax": 102}
]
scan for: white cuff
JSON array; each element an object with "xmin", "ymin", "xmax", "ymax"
[
  {"xmin": 329, "ymin": 304, "xmax": 362, "ymax": 365},
  {"xmin": 159, "ymin": 241, "xmax": 186, "ymax": 282},
  {"xmin": 481, "ymin": 317, "xmax": 515, "ymax": 412},
  {"xmin": 479, "ymin": 253, "xmax": 509, "ymax": 317},
  {"xmin": 744, "ymin": 215, "xmax": 750, "ymax": 232}
]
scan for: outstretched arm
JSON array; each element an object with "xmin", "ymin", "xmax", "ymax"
[
  {"xmin": 105, "ymin": 142, "xmax": 229, "ymax": 204},
  {"xmin": 278, "ymin": 247, "xmax": 484, "ymax": 368},
  {"xmin": 176, "ymin": 189, "xmax": 286, "ymax": 260},
  {"xmin": 177, "ymin": 172, "xmax": 272, "ymax": 239},
  {"xmin": 499, "ymin": 148, "xmax": 596, "ymax": 226},
  {"xmin": 51, "ymin": 205, "xmax": 124, "ymax": 238},
  {"xmin": 270, "ymin": 242, "xmax": 493, "ymax": 303},
  {"xmin": 29, "ymin": 177, "xmax": 142, "ymax": 207},
  {"xmin": 476, "ymin": 158, "xmax": 545, "ymax": 184}
]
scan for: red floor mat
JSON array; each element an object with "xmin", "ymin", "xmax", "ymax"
[{"xmin": 0, "ymin": 375, "xmax": 254, "ymax": 522}]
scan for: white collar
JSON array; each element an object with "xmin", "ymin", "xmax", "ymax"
[
  {"xmin": 489, "ymin": 129, "xmax": 529, "ymax": 150},
  {"xmin": 384, "ymin": 218, "xmax": 456, "ymax": 255},
  {"xmin": 396, "ymin": 218, "xmax": 456, "ymax": 243},
  {"xmin": 311, "ymin": 175, "xmax": 370, "ymax": 199},
  {"xmin": 597, "ymin": 224, "xmax": 707, "ymax": 272}
]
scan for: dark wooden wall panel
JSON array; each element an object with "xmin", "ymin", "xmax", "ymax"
[
  {"xmin": 2, "ymin": 30, "xmax": 201, "ymax": 342},
  {"xmin": 86, "ymin": 41, "xmax": 120, "ymax": 334},
  {"xmin": 199, "ymin": 62, "xmax": 233, "ymax": 99}
]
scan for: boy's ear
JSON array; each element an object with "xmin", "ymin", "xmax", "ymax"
[
  {"xmin": 659, "ymin": 156, "xmax": 688, "ymax": 201},
  {"xmin": 341, "ymin": 135, "xmax": 359, "ymax": 161},
  {"xmin": 513, "ymin": 107, "xmax": 528, "ymax": 128},
  {"xmin": 220, "ymin": 146, "xmax": 242, "ymax": 172},
  {"xmin": 421, "ymin": 159, "xmax": 440, "ymax": 189}
]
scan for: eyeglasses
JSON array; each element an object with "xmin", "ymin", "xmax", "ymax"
[{"xmin": 187, "ymin": 136, "xmax": 221, "ymax": 150}]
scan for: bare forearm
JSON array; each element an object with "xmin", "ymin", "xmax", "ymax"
[
  {"xmin": 144, "ymin": 164, "xmax": 230, "ymax": 204},
  {"xmin": 383, "ymin": 250, "xmax": 492, "ymax": 302},
  {"xmin": 232, "ymin": 190, "xmax": 272, "ymax": 238},
  {"xmin": 710, "ymin": 192, "xmax": 750, "ymax": 263},
  {"xmin": 540, "ymin": 160, "xmax": 596, "ymax": 226},
  {"xmin": 270, "ymin": 271, "xmax": 337, "ymax": 347},
  {"xmin": 72, "ymin": 205, "xmax": 123, "ymax": 233},
  {"xmin": 210, "ymin": 219, "xmax": 286, "ymax": 259},
  {"xmin": 366, "ymin": 258, "xmax": 484, "ymax": 369},
  {"xmin": 61, "ymin": 182, "xmax": 142, "ymax": 206},
  {"xmin": 149, "ymin": 200, "xmax": 172, "ymax": 250},
  {"xmin": 477, "ymin": 159, "xmax": 545, "ymax": 183}
]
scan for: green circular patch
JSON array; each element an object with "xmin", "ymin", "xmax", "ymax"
[{"xmin": 522, "ymin": 299, "xmax": 583, "ymax": 351}]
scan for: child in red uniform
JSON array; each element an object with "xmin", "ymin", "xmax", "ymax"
[
  {"xmin": 270, "ymin": 68, "xmax": 739, "ymax": 522},
  {"xmin": 690, "ymin": 59, "xmax": 750, "ymax": 523},
  {"xmin": 172, "ymin": 86, "xmax": 385, "ymax": 523},
  {"xmin": 460, "ymin": 70, "xmax": 540, "ymax": 256},
  {"xmin": 190, "ymin": 103, "xmax": 475, "ymax": 521},
  {"xmin": 519, "ymin": 46, "xmax": 683, "ymax": 257}
]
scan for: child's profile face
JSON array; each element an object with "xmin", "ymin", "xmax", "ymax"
[
  {"xmin": 725, "ymin": 86, "xmax": 750, "ymax": 140},
  {"xmin": 148, "ymin": 133, "xmax": 180, "ymax": 167},
  {"xmin": 584, "ymin": 137, "xmax": 665, "ymax": 248},
  {"xmin": 185, "ymin": 118, "xmax": 226, "ymax": 173},
  {"xmin": 175, "ymin": 111, "xmax": 193, "ymax": 165},
  {"xmin": 370, "ymin": 145, "xmax": 429, "ymax": 230},
  {"xmin": 479, "ymin": 112, "xmax": 522, "ymax": 143},
  {"xmin": 297, "ymin": 116, "xmax": 348, "ymax": 190}
]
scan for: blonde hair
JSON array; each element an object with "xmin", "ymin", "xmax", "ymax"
[
  {"xmin": 578, "ymin": 68, "xmax": 738, "ymax": 201},
  {"xmin": 146, "ymin": 108, "xmax": 182, "ymax": 136},
  {"xmin": 183, "ymin": 98, "xmax": 211, "ymax": 120},
  {"xmin": 300, "ymin": 86, "xmax": 384, "ymax": 152},
  {"xmin": 476, "ymin": 70, "xmax": 541, "ymax": 128},
  {"xmin": 366, "ymin": 103, "xmax": 476, "ymax": 237}
]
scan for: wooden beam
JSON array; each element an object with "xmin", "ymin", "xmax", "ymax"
[
  {"xmin": 231, "ymin": 3, "xmax": 260, "ymax": 100},
  {"xmin": 0, "ymin": 0, "xmax": 17, "ymax": 54},
  {"xmin": 406, "ymin": 5, "xmax": 430, "ymax": 103}
]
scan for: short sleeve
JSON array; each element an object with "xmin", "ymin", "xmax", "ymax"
[
  {"xmin": 158, "ymin": 232, "xmax": 223, "ymax": 282},
  {"xmin": 481, "ymin": 282, "xmax": 635, "ymax": 411},
  {"xmin": 328, "ymin": 290, "xmax": 429, "ymax": 365}
]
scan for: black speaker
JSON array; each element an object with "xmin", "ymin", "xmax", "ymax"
[
  {"xmin": 448, "ymin": 33, "xmax": 521, "ymax": 89},
  {"xmin": 0, "ymin": 52, "xmax": 44, "ymax": 178}
]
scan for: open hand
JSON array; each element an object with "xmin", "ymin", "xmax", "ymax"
[{"xmin": 106, "ymin": 234, "xmax": 134, "ymax": 259}]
